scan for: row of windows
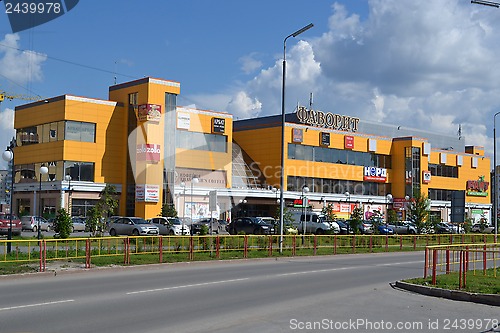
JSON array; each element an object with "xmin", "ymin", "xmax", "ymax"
[
  {"xmin": 287, "ymin": 176, "xmax": 391, "ymax": 196},
  {"xmin": 428, "ymin": 188, "xmax": 456, "ymax": 201},
  {"xmin": 17, "ymin": 121, "xmax": 96, "ymax": 146},
  {"xmin": 176, "ymin": 131, "xmax": 227, "ymax": 153},
  {"xmin": 428, "ymin": 163, "xmax": 459, "ymax": 178},
  {"xmin": 288, "ymin": 144, "xmax": 391, "ymax": 168},
  {"xmin": 14, "ymin": 161, "xmax": 95, "ymax": 183}
]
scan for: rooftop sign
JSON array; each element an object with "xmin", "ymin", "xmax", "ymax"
[{"xmin": 296, "ymin": 106, "xmax": 360, "ymax": 132}]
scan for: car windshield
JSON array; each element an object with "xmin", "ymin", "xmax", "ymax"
[{"xmin": 131, "ymin": 218, "xmax": 149, "ymax": 225}]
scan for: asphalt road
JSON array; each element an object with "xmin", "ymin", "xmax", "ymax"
[{"xmin": 0, "ymin": 252, "xmax": 498, "ymax": 333}]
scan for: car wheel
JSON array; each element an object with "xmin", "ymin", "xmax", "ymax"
[
  {"xmin": 46, "ymin": 225, "xmax": 50, "ymax": 232},
  {"xmin": 109, "ymin": 229, "xmax": 117, "ymax": 236},
  {"xmin": 316, "ymin": 228, "xmax": 324, "ymax": 235},
  {"xmin": 71, "ymin": 226, "xmax": 75, "ymax": 233},
  {"xmin": 409, "ymin": 230, "xmax": 416, "ymax": 235},
  {"xmin": 169, "ymin": 230, "xmax": 175, "ymax": 236},
  {"xmin": 132, "ymin": 229, "xmax": 140, "ymax": 236},
  {"xmin": 32, "ymin": 226, "xmax": 37, "ymax": 232}
]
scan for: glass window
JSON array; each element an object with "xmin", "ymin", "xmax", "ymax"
[
  {"xmin": 65, "ymin": 161, "xmax": 94, "ymax": 182},
  {"xmin": 65, "ymin": 121, "xmax": 96, "ymax": 143}
]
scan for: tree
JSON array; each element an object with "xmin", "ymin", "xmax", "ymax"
[
  {"xmin": 274, "ymin": 206, "xmax": 296, "ymax": 234},
  {"xmin": 52, "ymin": 208, "xmax": 72, "ymax": 239},
  {"xmin": 85, "ymin": 184, "xmax": 119, "ymax": 237},
  {"xmin": 321, "ymin": 203, "xmax": 338, "ymax": 221},
  {"xmin": 407, "ymin": 191, "xmax": 431, "ymax": 233},
  {"xmin": 349, "ymin": 206, "xmax": 364, "ymax": 234},
  {"xmin": 161, "ymin": 204, "xmax": 178, "ymax": 218}
]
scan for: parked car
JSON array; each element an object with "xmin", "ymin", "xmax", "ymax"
[
  {"xmin": 227, "ymin": 217, "xmax": 275, "ymax": 235},
  {"xmin": 108, "ymin": 217, "xmax": 159, "ymax": 236},
  {"xmin": 446, "ymin": 223, "xmax": 464, "ymax": 234},
  {"xmin": 0, "ymin": 213, "xmax": 22, "ymax": 236},
  {"xmin": 377, "ymin": 224, "xmax": 394, "ymax": 235},
  {"xmin": 191, "ymin": 218, "xmax": 221, "ymax": 234},
  {"xmin": 21, "ymin": 216, "xmax": 51, "ymax": 232},
  {"xmin": 149, "ymin": 217, "xmax": 190, "ymax": 236},
  {"xmin": 435, "ymin": 222, "xmax": 452, "ymax": 234},
  {"xmin": 71, "ymin": 217, "xmax": 87, "ymax": 232},
  {"xmin": 388, "ymin": 221, "xmax": 417, "ymax": 234},
  {"xmin": 291, "ymin": 212, "xmax": 336, "ymax": 234},
  {"xmin": 471, "ymin": 223, "xmax": 496, "ymax": 233},
  {"xmin": 259, "ymin": 217, "xmax": 298, "ymax": 235},
  {"xmin": 335, "ymin": 220, "xmax": 352, "ymax": 234}
]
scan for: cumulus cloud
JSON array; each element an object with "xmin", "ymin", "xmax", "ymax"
[
  {"xmin": 0, "ymin": 33, "xmax": 47, "ymax": 85},
  {"xmin": 188, "ymin": 0, "xmax": 500, "ymax": 162},
  {"xmin": 239, "ymin": 53, "xmax": 263, "ymax": 74},
  {"xmin": 0, "ymin": 108, "xmax": 15, "ymax": 169}
]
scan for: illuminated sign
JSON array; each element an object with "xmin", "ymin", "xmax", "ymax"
[
  {"xmin": 320, "ymin": 132, "xmax": 330, "ymax": 146},
  {"xmin": 345, "ymin": 136, "xmax": 354, "ymax": 149},
  {"xmin": 364, "ymin": 167, "xmax": 387, "ymax": 182},
  {"xmin": 212, "ymin": 118, "xmax": 225, "ymax": 134},
  {"xmin": 136, "ymin": 144, "xmax": 161, "ymax": 162},
  {"xmin": 292, "ymin": 128, "xmax": 303, "ymax": 143},
  {"xmin": 466, "ymin": 176, "xmax": 489, "ymax": 197},
  {"xmin": 296, "ymin": 106, "xmax": 360, "ymax": 132},
  {"xmin": 422, "ymin": 170, "xmax": 431, "ymax": 184},
  {"xmin": 138, "ymin": 104, "xmax": 162, "ymax": 122}
]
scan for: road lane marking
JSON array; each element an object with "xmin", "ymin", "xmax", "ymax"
[
  {"xmin": 126, "ymin": 277, "xmax": 250, "ymax": 295},
  {"xmin": 375, "ymin": 260, "xmax": 424, "ymax": 267},
  {"xmin": 0, "ymin": 299, "xmax": 75, "ymax": 312}
]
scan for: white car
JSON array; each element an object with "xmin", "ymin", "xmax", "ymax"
[{"xmin": 150, "ymin": 217, "xmax": 190, "ymax": 236}]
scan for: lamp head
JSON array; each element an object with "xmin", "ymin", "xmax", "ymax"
[
  {"xmin": 192, "ymin": 177, "xmax": 199, "ymax": 184},
  {"xmin": 40, "ymin": 165, "xmax": 49, "ymax": 175},
  {"xmin": 2, "ymin": 150, "xmax": 13, "ymax": 162},
  {"xmin": 65, "ymin": 175, "xmax": 72, "ymax": 182}
]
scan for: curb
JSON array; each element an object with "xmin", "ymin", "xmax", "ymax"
[{"xmin": 395, "ymin": 281, "xmax": 500, "ymax": 306}]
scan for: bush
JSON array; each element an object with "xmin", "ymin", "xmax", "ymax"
[{"xmin": 53, "ymin": 208, "xmax": 72, "ymax": 239}]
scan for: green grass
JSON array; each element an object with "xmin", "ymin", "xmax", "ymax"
[{"xmin": 405, "ymin": 268, "xmax": 500, "ymax": 294}]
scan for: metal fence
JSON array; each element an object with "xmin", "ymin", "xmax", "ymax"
[
  {"xmin": 424, "ymin": 243, "xmax": 499, "ymax": 289},
  {"xmin": 0, "ymin": 233, "xmax": 497, "ymax": 272}
]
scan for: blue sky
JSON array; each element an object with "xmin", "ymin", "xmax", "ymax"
[{"xmin": 1, "ymin": 0, "xmax": 500, "ymax": 168}]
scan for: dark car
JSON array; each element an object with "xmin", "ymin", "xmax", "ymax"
[
  {"xmin": 0, "ymin": 213, "xmax": 22, "ymax": 236},
  {"xmin": 377, "ymin": 224, "xmax": 394, "ymax": 235},
  {"xmin": 436, "ymin": 222, "xmax": 452, "ymax": 234},
  {"xmin": 191, "ymin": 218, "xmax": 221, "ymax": 234},
  {"xmin": 335, "ymin": 220, "xmax": 351, "ymax": 234},
  {"xmin": 227, "ymin": 217, "xmax": 275, "ymax": 235}
]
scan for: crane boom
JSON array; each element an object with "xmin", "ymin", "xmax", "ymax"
[{"xmin": 0, "ymin": 91, "xmax": 44, "ymax": 103}]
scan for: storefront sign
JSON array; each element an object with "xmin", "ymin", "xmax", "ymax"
[
  {"xmin": 177, "ymin": 112, "xmax": 190, "ymax": 129},
  {"xmin": 135, "ymin": 184, "xmax": 159, "ymax": 202},
  {"xmin": 363, "ymin": 167, "xmax": 387, "ymax": 182},
  {"xmin": 136, "ymin": 144, "xmax": 161, "ymax": 162},
  {"xmin": 212, "ymin": 117, "xmax": 225, "ymax": 134},
  {"xmin": 466, "ymin": 176, "xmax": 489, "ymax": 197},
  {"xmin": 292, "ymin": 128, "xmax": 303, "ymax": 143},
  {"xmin": 138, "ymin": 104, "xmax": 162, "ymax": 122},
  {"xmin": 422, "ymin": 170, "xmax": 431, "ymax": 184},
  {"xmin": 296, "ymin": 106, "xmax": 360, "ymax": 132},
  {"xmin": 344, "ymin": 136, "xmax": 354, "ymax": 149},
  {"xmin": 320, "ymin": 132, "xmax": 330, "ymax": 146},
  {"xmin": 176, "ymin": 168, "xmax": 227, "ymax": 188}
]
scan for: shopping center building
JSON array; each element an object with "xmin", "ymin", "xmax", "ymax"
[{"xmin": 7, "ymin": 77, "xmax": 492, "ymax": 225}]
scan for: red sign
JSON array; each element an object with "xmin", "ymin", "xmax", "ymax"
[
  {"xmin": 136, "ymin": 144, "xmax": 161, "ymax": 162},
  {"xmin": 422, "ymin": 170, "xmax": 431, "ymax": 184},
  {"xmin": 344, "ymin": 135, "xmax": 354, "ymax": 149},
  {"xmin": 138, "ymin": 104, "xmax": 162, "ymax": 122}
]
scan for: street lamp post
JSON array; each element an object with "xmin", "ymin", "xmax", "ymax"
[
  {"xmin": 301, "ymin": 185, "xmax": 309, "ymax": 243},
  {"xmin": 386, "ymin": 194, "xmax": 393, "ymax": 224},
  {"xmin": 38, "ymin": 165, "xmax": 49, "ymax": 239},
  {"xmin": 180, "ymin": 182, "xmax": 186, "ymax": 234},
  {"xmin": 279, "ymin": 23, "xmax": 314, "ymax": 253},
  {"xmin": 494, "ymin": 112, "xmax": 500, "ymax": 242},
  {"xmin": 65, "ymin": 174, "xmax": 72, "ymax": 216},
  {"xmin": 190, "ymin": 177, "xmax": 199, "ymax": 234},
  {"xmin": 2, "ymin": 138, "xmax": 15, "ymax": 253}
]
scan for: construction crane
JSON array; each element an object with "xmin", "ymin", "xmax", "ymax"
[{"xmin": 0, "ymin": 91, "xmax": 44, "ymax": 103}]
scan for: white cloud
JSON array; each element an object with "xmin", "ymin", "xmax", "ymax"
[
  {"xmin": 187, "ymin": 0, "xmax": 500, "ymax": 163},
  {"xmin": 226, "ymin": 91, "xmax": 262, "ymax": 120},
  {"xmin": 239, "ymin": 53, "xmax": 262, "ymax": 74},
  {"xmin": 0, "ymin": 108, "xmax": 15, "ymax": 169},
  {"xmin": 0, "ymin": 34, "xmax": 47, "ymax": 85}
]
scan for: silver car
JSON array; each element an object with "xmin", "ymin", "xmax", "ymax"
[
  {"xmin": 149, "ymin": 217, "xmax": 190, "ymax": 236},
  {"xmin": 21, "ymin": 215, "xmax": 51, "ymax": 232},
  {"xmin": 108, "ymin": 217, "xmax": 159, "ymax": 236}
]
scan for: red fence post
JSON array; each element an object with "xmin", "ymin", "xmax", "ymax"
[
  {"xmin": 216, "ymin": 236, "xmax": 220, "ymax": 259},
  {"xmin": 459, "ymin": 250, "xmax": 463, "ymax": 289},
  {"xmin": 189, "ymin": 237, "xmax": 194, "ymax": 261},
  {"xmin": 400, "ymin": 236, "xmax": 403, "ymax": 250},
  {"xmin": 85, "ymin": 239, "xmax": 91, "ymax": 269},
  {"xmin": 314, "ymin": 236, "xmax": 317, "ymax": 255},
  {"xmin": 244, "ymin": 235, "xmax": 248, "ymax": 258},
  {"xmin": 352, "ymin": 235, "xmax": 356, "ymax": 253},
  {"xmin": 463, "ymin": 249, "xmax": 468, "ymax": 289},
  {"xmin": 369, "ymin": 235, "xmax": 373, "ymax": 253},
  {"xmin": 413, "ymin": 235, "xmax": 416, "ymax": 250},
  {"xmin": 432, "ymin": 249, "xmax": 437, "ymax": 285},
  {"xmin": 385, "ymin": 235, "xmax": 388, "ymax": 252},
  {"xmin": 292, "ymin": 235, "xmax": 296, "ymax": 256},
  {"xmin": 268, "ymin": 236, "xmax": 273, "ymax": 257}
]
